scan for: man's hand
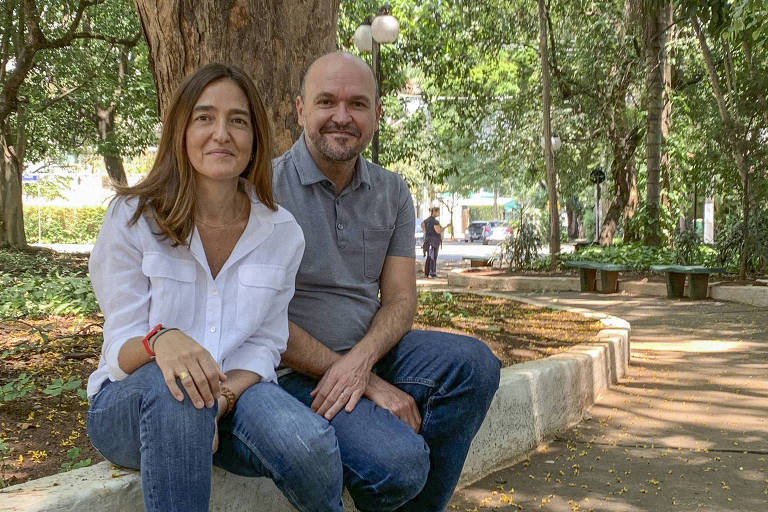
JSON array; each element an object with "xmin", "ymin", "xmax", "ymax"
[
  {"xmin": 365, "ymin": 374, "xmax": 421, "ymax": 433},
  {"xmin": 310, "ymin": 351, "xmax": 371, "ymax": 420}
]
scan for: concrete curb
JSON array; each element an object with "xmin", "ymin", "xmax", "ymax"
[
  {"xmin": 1, "ymin": 298, "xmax": 630, "ymax": 511},
  {"xmin": 447, "ymin": 272, "xmax": 580, "ymax": 292},
  {"xmin": 448, "ymin": 270, "xmax": 768, "ymax": 307}
]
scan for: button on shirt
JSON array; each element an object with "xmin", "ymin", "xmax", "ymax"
[
  {"xmin": 273, "ymin": 135, "xmax": 415, "ymax": 352},
  {"xmin": 86, "ymin": 186, "xmax": 305, "ymax": 398}
]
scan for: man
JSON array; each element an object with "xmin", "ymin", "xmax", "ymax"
[
  {"xmin": 421, "ymin": 207, "xmax": 443, "ymax": 278},
  {"xmin": 273, "ymin": 52, "xmax": 500, "ymax": 512}
]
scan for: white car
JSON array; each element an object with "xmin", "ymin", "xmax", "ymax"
[{"xmin": 483, "ymin": 221, "xmax": 512, "ymax": 244}]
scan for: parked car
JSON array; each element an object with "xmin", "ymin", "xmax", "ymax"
[
  {"xmin": 482, "ymin": 220, "xmax": 512, "ymax": 245},
  {"xmin": 464, "ymin": 221, "xmax": 489, "ymax": 242}
]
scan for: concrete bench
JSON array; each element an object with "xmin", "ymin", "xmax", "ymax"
[
  {"xmin": 650, "ymin": 265, "xmax": 726, "ymax": 299},
  {"xmin": 464, "ymin": 256, "xmax": 493, "ymax": 268},
  {"xmin": 564, "ymin": 261, "xmax": 633, "ymax": 293}
]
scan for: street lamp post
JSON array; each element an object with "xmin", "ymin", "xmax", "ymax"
[{"xmin": 353, "ymin": 4, "xmax": 399, "ymax": 164}]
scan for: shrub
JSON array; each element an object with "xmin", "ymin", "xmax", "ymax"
[
  {"xmin": 715, "ymin": 211, "xmax": 768, "ymax": 274},
  {"xmin": 0, "ymin": 273, "xmax": 98, "ymax": 319},
  {"xmin": 23, "ymin": 205, "xmax": 106, "ymax": 244},
  {"xmin": 673, "ymin": 226, "xmax": 703, "ymax": 265},
  {"xmin": 497, "ymin": 220, "xmax": 543, "ymax": 270},
  {"xmin": 560, "ymin": 242, "xmax": 677, "ymax": 270}
]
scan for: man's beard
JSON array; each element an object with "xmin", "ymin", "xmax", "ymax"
[{"xmin": 309, "ymin": 122, "xmax": 368, "ymax": 162}]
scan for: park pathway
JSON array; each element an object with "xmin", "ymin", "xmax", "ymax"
[{"xmin": 449, "ymin": 292, "xmax": 768, "ymax": 512}]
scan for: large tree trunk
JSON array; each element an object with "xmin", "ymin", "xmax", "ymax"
[
  {"xmin": 538, "ymin": 0, "xmax": 560, "ymax": 268},
  {"xmin": 600, "ymin": 126, "xmax": 641, "ymax": 245},
  {"xmin": 660, "ymin": 2, "xmax": 673, "ymax": 213},
  {"xmin": 643, "ymin": 1, "xmax": 667, "ymax": 247},
  {"xmin": 133, "ymin": 0, "xmax": 340, "ymax": 154},
  {"xmin": 0, "ymin": 128, "xmax": 26, "ymax": 248},
  {"xmin": 622, "ymin": 157, "xmax": 640, "ymax": 243},
  {"xmin": 565, "ymin": 195, "xmax": 581, "ymax": 240}
]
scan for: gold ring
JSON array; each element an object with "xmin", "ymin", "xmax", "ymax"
[{"xmin": 178, "ymin": 371, "xmax": 190, "ymax": 380}]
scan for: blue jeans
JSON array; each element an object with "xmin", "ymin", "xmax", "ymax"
[
  {"xmin": 87, "ymin": 363, "xmax": 343, "ymax": 512},
  {"xmin": 280, "ymin": 329, "xmax": 501, "ymax": 512}
]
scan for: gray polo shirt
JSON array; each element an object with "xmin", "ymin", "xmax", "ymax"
[{"xmin": 273, "ymin": 134, "xmax": 415, "ymax": 352}]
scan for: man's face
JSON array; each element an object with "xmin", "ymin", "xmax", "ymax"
[{"xmin": 297, "ymin": 55, "xmax": 381, "ymax": 164}]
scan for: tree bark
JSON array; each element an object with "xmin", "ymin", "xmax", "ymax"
[
  {"xmin": 643, "ymin": 1, "xmax": 667, "ymax": 247},
  {"xmin": 660, "ymin": 2, "xmax": 673, "ymax": 213},
  {"xmin": 132, "ymin": 0, "xmax": 340, "ymax": 154},
  {"xmin": 565, "ymin": 195, "xmax": 581, "ymax": 240},
  {"xmin": 0, "ymin": 128, "xmax": 26, "ymax": 247},
  {"xmin": 538, "ymin": 0, "xmax": 560, "ymax": 268},
  {"xmin": 600, "ymin": 126, "xmax": 641, "ymax": 245}
]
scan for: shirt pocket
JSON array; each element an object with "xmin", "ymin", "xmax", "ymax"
[
  {"xmin": 141, "ymin": 253, "xmax": 196, "ymax": 331},
  {"xmin": 235, "ymin": 264, "xmax": 287, "ymax": 335},
  {"xmin": 364, "ymin": 227, "xmax": 394, "ymax": 279}
]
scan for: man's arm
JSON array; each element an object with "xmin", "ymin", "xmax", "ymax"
[{"xmin": 281, "ymin": 255, "xmax": 422, "ymax": 431}]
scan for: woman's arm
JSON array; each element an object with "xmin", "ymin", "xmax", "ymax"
[{"xmin": 118, "ymin": 330, "xmax": 226, "ymax": 409}]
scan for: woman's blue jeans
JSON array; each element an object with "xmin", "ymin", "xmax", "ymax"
[
  {"xmin": 279, "ymin": 329, "xmax": 501, "ymax": 512},
  {"xmin": 87, "ymin": 363, "xmax": 344, "ymax": 512}
]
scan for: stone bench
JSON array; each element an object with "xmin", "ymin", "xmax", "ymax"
[
  {"xmin": 650, "ymin": 265, "xmax": 726, "ymax": 299},
  {"xmin": 564, "ymin": 261, "xmax": 633, "ymax": 293},
  {"xmin": 464, "ymin": 256, "xmax": 493, "ymax": 268}
]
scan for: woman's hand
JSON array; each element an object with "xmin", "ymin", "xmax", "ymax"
[{"xmin": 153, "ymin": 330, "xmax": 227, "ymax": 409}]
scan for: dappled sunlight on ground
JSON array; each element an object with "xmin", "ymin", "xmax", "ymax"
[
  {"xmin": 631, "ymin": 339, "xmax": 747, "ymax": 352},
  {"xmin": 451, "ymin": 293, "xmax": 768, "ymax": 511}
]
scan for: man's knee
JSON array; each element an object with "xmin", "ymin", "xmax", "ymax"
[
  {"xmin": 348, "ymin": 436, "xmax": 430, "ymax": 511},
  {"xmin": 400, "ymin": 329, "xmax": 501, "ymax": 398}
]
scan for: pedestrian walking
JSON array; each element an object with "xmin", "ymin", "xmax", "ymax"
[{"xmin": 421, "ymin": 207, "xmax": 443, "ymax": 278}]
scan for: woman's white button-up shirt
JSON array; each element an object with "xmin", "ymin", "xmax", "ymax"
[{"xmin": 86, "ymin": 187, "xmax": 305, "ymax": 398}]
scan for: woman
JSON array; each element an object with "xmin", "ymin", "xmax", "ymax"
[
  {"xmin": 421, "ymin": 207, "xmax": 443, "ymax": 278},
  {"xmin": 86, "ymin": 64, "xmax": 343, "ymax": 512}
]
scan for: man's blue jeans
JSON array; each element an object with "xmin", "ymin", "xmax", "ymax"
[
  {"xmin": 279, "ymin": 329, "xmax": 501, "ymax": 512},
  {"xmin": 87, "ymin": 363, "xmax": 344, "ymax": 512}
]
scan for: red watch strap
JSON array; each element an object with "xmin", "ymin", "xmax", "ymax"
[{"xmin": 142, "ymin": 323, "xmax": 163, "ymax": 357}]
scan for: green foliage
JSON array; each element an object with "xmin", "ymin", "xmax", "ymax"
[
  {"xmin": 59, "ymin": 447, "xmax": 92, "ymax": 473},
  {"xmin": 0, "ymin": 248, "xmax": 90, "ymax": 278},
  {"xmin": 0, "ymin": 273, "xmax": 98, "ymax": 319},
  {"xmin": 43, "ymin": 377, "xmax": 83, "ymax": 398},
  {"xmin": 468, "ymin": 206, "xmax": 495, "ymax": 222},
  {"xmin": 0, "ymin": 373, "xmax": 37, "ymax": 403},
  {"xmin": 625, "ymin": 203, "xmax": 677, "ymax": 246},
  {"xmin": 716, "ymin": 210, "xmax": 768, "ymax": 274},
  {"xmin": 497, "ymin": 220, "xmax": 543, "ymax": 271},
  {"xmin": 561, "ymin": 242, "xmax": 677, "ymax": 270},
  {"xmin": 416, "ymin": 291, "xmax": 460, "ymax": 324},
  {"xmin": 673, "ymin": 226, "xmax": 704, "ymax": 265},
  {"xmin": 22, "ymin": 1, "xmax": 158, "ymax": 166},
  {"xmin": 23, "ymin": 205, "xmax": 106, "ymax": 244},
  {"xmin": 0, "ymin": 437, "xmax": 14, "ymax": 488},
  {"xmin": 22, "ymin": 176, "xmax": 73, "ymax": 201}
]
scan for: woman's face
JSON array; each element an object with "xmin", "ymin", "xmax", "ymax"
[{"xmin": 185, "ymin": 79, "xmax": 254, "ymax": 184}]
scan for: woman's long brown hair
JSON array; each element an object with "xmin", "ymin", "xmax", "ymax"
[{"xmin": 116, "ymin": 63, "xmax": 275, "ymax": 246}]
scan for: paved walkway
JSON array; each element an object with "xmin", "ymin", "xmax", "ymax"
[{"xmin": 449, "ymin": 292, "xmax": 768, "ymax": 512}]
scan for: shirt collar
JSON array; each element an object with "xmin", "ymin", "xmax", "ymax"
[{"xmin": 290, "ymin": 133, "xmax": 371, "ymax": 191}]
